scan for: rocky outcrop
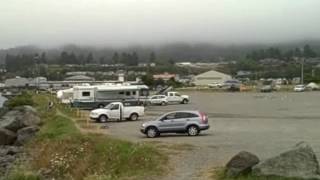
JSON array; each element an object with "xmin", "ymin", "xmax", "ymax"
[
  {"xmin": 253, "ymin": 142, "xmax": 320, "ymax": 179},
  {"xmin": 15, "ymin": 126, "xmax": 39, "ymax": 146},
  {"xmin": 0, "ymin": 106, "xmax": 40, "ymax": 132},
  {"xmin": 15, "ymin": 106, "xmax": 41, "ymax": 127},
  {"xmin": 0, "ymin": 106, "xmax": 40, "ymax": 176},
  {"xmin": 225, "ymin": 151, "xmax": 260, "ymax": 177},
  {"xmin": 0, "ymin": 146, "xmax": 23, "ymax": 175},
  {"xmin": 0, "ymin": 128, "xmax": 16, "ymax": 145}
]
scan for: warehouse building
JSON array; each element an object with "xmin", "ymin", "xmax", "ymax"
[{"xmin": 192, "ymin": 70, "xmax": 231, "ymax": 86}]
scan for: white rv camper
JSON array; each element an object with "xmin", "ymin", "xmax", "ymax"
[
  {"xmin": 71, "ymin": 83, "xmax": 149, "ymax": 109},
  {"xmin": 57, "ymin": 88, "xmax": 74, "ymax": 104}
]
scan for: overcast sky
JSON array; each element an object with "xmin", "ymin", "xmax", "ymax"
[{"xmin": 0, "ymin": 0, "xmax": 319, "ymax": 49}]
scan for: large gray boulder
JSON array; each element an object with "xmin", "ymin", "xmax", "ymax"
[
  {"xmin": 0, "ymin": 106, "xmax": 40, "ymax": 132},
  {"xmin": 225, "ymin": 151, "xmax": 260, "ymax": 177},
  {"xmin": 19, "ymin": 106, "xmax": 41, "ymax": 127},
  {"xmin": 0, "ymin": 128, "xmax": 16, "ymax": 145},
  {"xmin": 253, "ymin": 142, "xmax": 320, "ymax": 179},
  {"xmin": 15, "ymin": 126, "xmax": 39, "ymax": 145},
  {"xmin": 0, "ymin": 110, "xmax": 23, "ymax": 132}
]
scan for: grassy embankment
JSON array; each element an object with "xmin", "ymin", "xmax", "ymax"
[{"xmin": 7, "ymin": 93, "xmax": 167, "ymax": 180}]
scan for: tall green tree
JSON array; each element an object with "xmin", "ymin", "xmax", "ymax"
[
  {"xmin": 303, "ymin": 44, "xmax": 317, "ymax": 58},
  {"xmin": 59, "ymin": 51, "xmax": 69, "ymax": 64},
  {"xmin": 131, "ymin": 52, "xmax": 139, "ymax": 66},
  {"xmin": 294, "ymin": 48, "xmax": 302, "ymax": 57},
  {"xmin": 69, "ymin": 52, "xmax": 78, "ymax": 64},
  {"xmin": 40, "ymin": 52, "xmax": 47, "ymax": 64},
  {"xmin": 86, "ymin": 53, "xmax": 94, "ymax": 64},
  {"xmin": 141, "ymin": 74, "xmax": 154, "ymax": 86},
  {"xmin": 149, "ymin": 51, "xmax": 156, "ymax": 63},
  {"xmin": 78, "ymin": 54, "xmax": 85, "ymax": 65},
  {"xmin": 99, "ymin": 57, "xmax": 105, "ymax": 64},
  {"xmin": 112, "ymin": 52, "xmax": 119, "ymax": 64}
]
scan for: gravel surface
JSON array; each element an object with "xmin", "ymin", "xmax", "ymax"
[{"xmin": 90, "ymin": 91, "xmax": 320, "ymax": 180}]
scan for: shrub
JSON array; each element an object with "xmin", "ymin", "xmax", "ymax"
[
  {"xmin": 6, "ymin": 91, "xmax": 34, "ymax": 109},
  {"xmin": 6, "ymin": 171, "xmax": 41, "ymax": 180}
]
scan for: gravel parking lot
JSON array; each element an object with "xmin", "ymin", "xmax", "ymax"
[{"xmin": 93, "ymin": 91, "xmax": 320, "ymax": 179}]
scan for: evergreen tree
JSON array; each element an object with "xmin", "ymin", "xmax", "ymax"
[
  {"xmin": 40, "ymin": 52, "xmax": 47, "ymax": 64},
  {"xmin": 121, "ymin": 52, "xmax": 128, "ymax": 65},
  {"xmin": 149, "ymin": 51, "xmax": 156, "ymax": 63},
  {"xmin": 131, "ymin": 52, "xmax": 139, "ymax": 66},
  {"xmin": 141, "ymin": 74, "xmax": 154, "ymax": 86},
  {"xmin": 69, "ymin": 52, "xmax": 78, "ymax": 64},
  {"xmin": 112, "ymin": 52, "xmax": 119, "ymax": 64},
  {"xmin": 303, "ymin": 44, "xmax": 317, "ymax": 58},
  {"xmin": 294, "ymin": 48, "xmax": 302, "ymax": 57},
  {"xmin": 78, "ymin": 54, "xmax": 85, "ymax": 65},
  {"xmin": 283, "ymin": 50, "xmax": 294, "ymax": 61},
  {"xmin": 59, "ymin": 51, "xmax": 69, "ymax": 64},
  {"xmin": 86, "ymin": 52, "xmax": 94, "ymax": 64},
  {"xmin": 99, "ymin": 56, "xmax": 105, "ymax": 64}
]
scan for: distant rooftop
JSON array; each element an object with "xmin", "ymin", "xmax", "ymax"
[{"xmin": 64, "ymin": 75, "xmax": 95, "ymax": 81}]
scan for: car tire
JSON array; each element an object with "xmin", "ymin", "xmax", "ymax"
[
  {"xmin": 161, "ymin": 101, "xmax": 167, "ymax": 106},
  {"xmin": 130, "ymin": 113, "xmax": 139, "ymax": 121},
  {"xmin": 146, "ymin": 127, "xmax": 159, "ymax": 138},
  {"xmin": 187, "ymin": 125, "xmax": 199, "ymax": 136},
  {"xmin": 99, "ymin": 115, "xmax": 108, "ymax": 123},
  {"xmin": 182, "ymin": 99, "xmax": 188, "ymax": 104}
]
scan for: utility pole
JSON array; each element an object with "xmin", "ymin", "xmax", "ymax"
[{"xmin": 301, "ymin": 58, "xmax": 304, "ymax": 84}]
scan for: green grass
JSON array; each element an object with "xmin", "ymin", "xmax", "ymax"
[
  {"xmin": 6, "ymin": 170, "xmax": 41, "ymax": 180},
  {"xmin": 37, "ymin": 115, "xmax": 80, "ymax": 140},
  {"xmin": 7, "ymin": 93, "xmax": 167, "ymax": 180}
]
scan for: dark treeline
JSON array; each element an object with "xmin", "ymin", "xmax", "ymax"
[
  {"xmin": 1, "ymin": 41, "xmax": 320, "ymax": 65},
  {"xmin": 4, "ymin": 50, "xmax": 157, "ymax": 72},
  {"xmin": 246, "ymin": 44, "xmax": 318, "ymax": 61},
  {"xmin": 5, "ymin": 53, "xmax": 46, "ymax": 72}
]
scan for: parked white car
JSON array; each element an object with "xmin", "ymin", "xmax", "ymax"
[
  {"xmin": 148, "ymin": 95, "xmax": 168, "ymax": 105},
  {"xmin": 208, "ymin": 82, "xmax": 223, "ymax": 88},
  {"xmin": 294, "ymin": 85, "xmax": 305, "ymax": 92},
  {"xmin": 89, "ymin": 102, "xmax": 145, "ymax": 122},
  {"xmin": 165, "ymin": 91, "xmax": 189, "ymax": 104}
]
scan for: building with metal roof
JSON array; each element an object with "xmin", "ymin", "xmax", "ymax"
[{"xmin": 192, "ymin": 70, "xmax": 231, "ymax": 86}]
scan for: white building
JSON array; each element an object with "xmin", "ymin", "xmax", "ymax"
[
  {"xmin": 64, "ymin": 75, "xmax": 95, "ymax": 81},
  {"xmin": 192, "ymin": 70, "xmax": 231, "ymax": 86},
  {"xmin": 5, "ymin": 77, "xmax": 29, "ymax": 87},
  {"xmin": 29, "ymin": 77, "xmax": 47, "ymax": 86}
]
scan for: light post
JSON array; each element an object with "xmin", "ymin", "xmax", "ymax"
[
  {"xmin": 301, "ymin": 58, "xmax": 304, "ymax": 84},
  {"xmin": 299, "ymin": 47, "xmax": 304, "ymax": 85}
]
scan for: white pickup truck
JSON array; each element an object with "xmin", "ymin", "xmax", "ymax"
[
  {"xmin": 89, "ymin": 102, "xmax": 145, "ymax": 122},
  {"xmin": 165, "ymin": 91, "xmax": 190, "ymax": 104}
]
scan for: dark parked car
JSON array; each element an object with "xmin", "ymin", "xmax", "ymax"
[{"xmin": 223, "ymin": 80, "xmax": 241, "ymax": 91}]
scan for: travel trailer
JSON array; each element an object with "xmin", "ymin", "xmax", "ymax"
[
  {"xmin": 57, "ymin": 88, "xmax": 74, "ymax": 104},
  {"xmin": 70, "ymin": 83, "xmax": 149, "ymax": 109}
]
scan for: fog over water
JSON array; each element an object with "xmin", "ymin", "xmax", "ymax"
[{"xmin": 0, "ymin": 0, "xmax": 319, "ymax": 49}]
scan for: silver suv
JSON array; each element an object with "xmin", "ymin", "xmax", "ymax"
[{"xmin": 140, "ymin": 111, "xmax": 210, "ymax": 138}]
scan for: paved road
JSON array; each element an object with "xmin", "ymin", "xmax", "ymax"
[{"xmin": 94, "ymin": 91, "xmax": 320, "ymax": 179}]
